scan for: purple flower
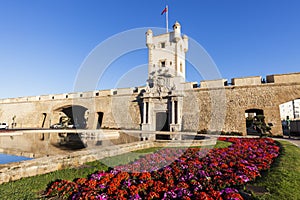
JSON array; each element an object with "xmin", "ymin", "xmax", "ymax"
[
  {"xmin": 98, "ymin": 193, "xmax": 108, "ymax": 200},
  {"xmin": 130, "ymin": 194, "xmax": 142, "ymax": 200},
  {"xmin": 221, "ymin": 187, "xmax": 238, "ymax": 195},
  {"xmin": 90, "ymin": 171, "xmax": 106, "ymax": 180},
  {"xmin": 163, "ymin": 190, "xmax": 177, "ymax": 199},
  {"xmin": 238, "ymin": 175, "xmax": 250, "ymax": 183}
]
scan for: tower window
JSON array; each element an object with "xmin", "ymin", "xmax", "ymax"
[
  {"xmin": 161, "ymin": 61, "xmax": 166, "ymax": 67},
  {"xmin": 170, "ymin": 61, "xmax": 172, "ymax": 66},
  {"xmin": 180, "ymin": 63, "xmax": 183, "ymax": 72},
  {"xmin": 161, "ymin": 42, "xmax": 165, "ymax": 48}
]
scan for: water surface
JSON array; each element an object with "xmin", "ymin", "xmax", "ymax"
[{"xmin": 0, "ymin": 153, "xmax": 32, "ymax": 164}]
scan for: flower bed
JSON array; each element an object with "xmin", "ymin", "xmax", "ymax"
[{"xmin": 45, "ymin": 138, "xmax": 280, "ymax": 199}]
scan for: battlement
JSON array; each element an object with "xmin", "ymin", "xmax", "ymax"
[
  {"xmin": 196, "ymin": 72, "xmax": 300, "ymax": 89},
  {"xmin": 0, "ymin": 87, "xmax": 145, "ymax": 104},
  {"xmin": 200, "ymin": 79, "xmax": 228, "ymax": 88},
  {"xmin": 231, "ymin": 76, "xmax": 262, "ymax": 86},
  {"xmin": 266, "ymin": 72, "xmax": 300, "ymax": 84},
  {"xmin": 0, "ymin": 72, "xmax": 299, "ymax": 104}
]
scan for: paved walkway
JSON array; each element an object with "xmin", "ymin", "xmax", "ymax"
[{"xmin": 273, "ymin": 136, "xmax": 300, "ymax": 148}]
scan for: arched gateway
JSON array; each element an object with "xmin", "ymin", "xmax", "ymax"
[{"xmin": 53, "ymin": 105, "xmax": 88, "ymax": 129}]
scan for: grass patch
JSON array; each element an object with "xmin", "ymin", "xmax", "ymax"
[
  {"xmin": 0, "ymin": 161, "xmax": 107, "ymax": 199},
  {"xmin": 248, "ymin": 140, "xmax": 300, "ymax": 200},
  {"xmin": 213, "ymin": 140, "xmax": 232, "ymax": 148},
  {"xmin": 0, "ymin": 140, "xmax": 241, "ymax": 199},
  {"xmin": 100, "ymin": 140, "xmax": 232, "ymax": 167}
]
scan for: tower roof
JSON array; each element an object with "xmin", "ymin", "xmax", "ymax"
[{"xmin": 173, "ymin": 21, "xmax": 181, "ymax": 29}]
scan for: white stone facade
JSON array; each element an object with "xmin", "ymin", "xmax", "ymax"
[
  {"xmin": 146, "ymin": 22, "xmax": 188, "ymax": 87},
  {"xmin": 142, "ymin": 22, "xmax": 188, "ymax": 132},
  {"xmin": 279, "ymin": 99, "xmax": 300, "ymax": 120}
]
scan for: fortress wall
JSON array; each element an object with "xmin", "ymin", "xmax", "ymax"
[
  {"xmin": 231, "ymin": 76, "xmax": 262, "ymax": 86},
  {"xmin": 267, "ymin": 72, "xmax": 300, "ymax": 83},
  {"xmin": 222, "ymin": 84, "xmax": 283, "ymax": 134},
  {"xmin": 0, "ymin": 74, "xmax": 299, "ymax": 135},
  {"xmin": 0, "ymin": 91, "xmax": 142, "ymax": 130},
  {"xmin": 95, "ymin": 93, "xmax": 141, "ymax": 130},
  {"xmin": 200, "ymin": 79, "xmax": 227, "ymax": 88},
  {"xmin": 182, "ymin": 82, "xmax": 300, "ymax": 135}
]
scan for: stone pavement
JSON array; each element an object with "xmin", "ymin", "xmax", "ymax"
[{"xmin": 273, "ymin": 136, "xmax": 300, "ymax": 148}]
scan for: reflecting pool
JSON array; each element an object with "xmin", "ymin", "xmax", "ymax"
[
  {"xmin": 0, "ymin": 130, "xmax": 139, "ymax": 160},
  {"xmin": 0, "ymin": 153, "xmax": 32, "ymax": 164}
]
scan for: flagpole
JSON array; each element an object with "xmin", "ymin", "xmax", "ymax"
[{"xmin": 166, "ymin": 5, "xmax": 169, "ymax": 33}]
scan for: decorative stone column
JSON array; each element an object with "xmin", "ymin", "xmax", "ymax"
[
  {"xmin": 171, "ymin": 100, "xmax": 175, "ymax": 125},
  {"xmin": 169, "ymin": 96, "xmax": 183, "ymax": 132},
  {"xmin": 143, "ymin": 102, "xmax": 147, "ymax": 124}
]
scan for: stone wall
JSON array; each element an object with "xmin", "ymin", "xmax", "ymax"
[
  {"xmin": 0, "ymin": 136, "xmax": 218, "ymax": 184},
  {"xmin": 180, "ymin": 81, "xmax": 300, "ymax": 135},
  {"xmin": 0, "ymin": 88, "xmax": 142, "ymax": 130},
  {"xmin": 0, "ymin": 73, "xmax": 299, "ymax": 135},
  {"xmin": 0, "ymin": 141, "xmax": 156, "ymax": 184},
  {"xmin": 267, "ymin": 72, "xmax": 300, "ymax": 84},
  {"xmin": 231, "ymin": 76, "xmax": 262, "ymax": 86}
]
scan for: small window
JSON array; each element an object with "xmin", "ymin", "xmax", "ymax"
[
  {"xmin": 161, "ymin": 42, "xmax": 165, "ymax": 48},
  {"xmin": 180, "ymin": 63, "xmax": 183, "ymax": 72},
  {"xmin": 161, "ymin": 61, "xmax": 166, "ymax": 67},
  {"xmin": 66, "ymin": 95, "xmax": 68, "ymax": 98},
  {"xmin": 80, "ymin": 94, "xmax": 83, "ymax": 97},
  {"xmin": 95, "ymin": 92, "xmax": 99, "ymax": 96},
  {"xmin": 52, "ymin": 96, "xmax": 55, "ymax": 100},
  {"xmin": 170, "ymin": 61, "xmax": 172, "ymax": 66}
]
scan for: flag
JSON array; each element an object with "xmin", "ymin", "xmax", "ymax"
[{"xmin": 161, "ymin": 7, "xmax": 167, "ymax": 15}]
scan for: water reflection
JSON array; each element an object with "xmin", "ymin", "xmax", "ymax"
[{"xmin": 0, "ymin": 131, "xmax": 139, "ymax": 159}]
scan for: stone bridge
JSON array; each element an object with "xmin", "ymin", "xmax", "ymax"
[{"xmin": 0, "ymin": 72, "xmax": 299, "ymax": 135}]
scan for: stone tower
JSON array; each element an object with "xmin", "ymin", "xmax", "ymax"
[
  {"xmin": 146, "ymin": 21, "xmax": 189, "ymax": 88},
  {"xmin": 142, "ymin": 22, "xmax": 188, "ymax": 133}
]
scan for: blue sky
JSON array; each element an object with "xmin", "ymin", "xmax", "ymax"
[{"xmin": 0, "ymin": 0, "xmax": 299, "ymax": 98}]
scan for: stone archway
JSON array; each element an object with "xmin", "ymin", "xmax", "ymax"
[
  {"xmin": 54, "ymin": 105, "xmax": 88, "ymax": 129},
  {"xmin": 245, "ymin": 109, "xmax": 264, "ymax": 135}
]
